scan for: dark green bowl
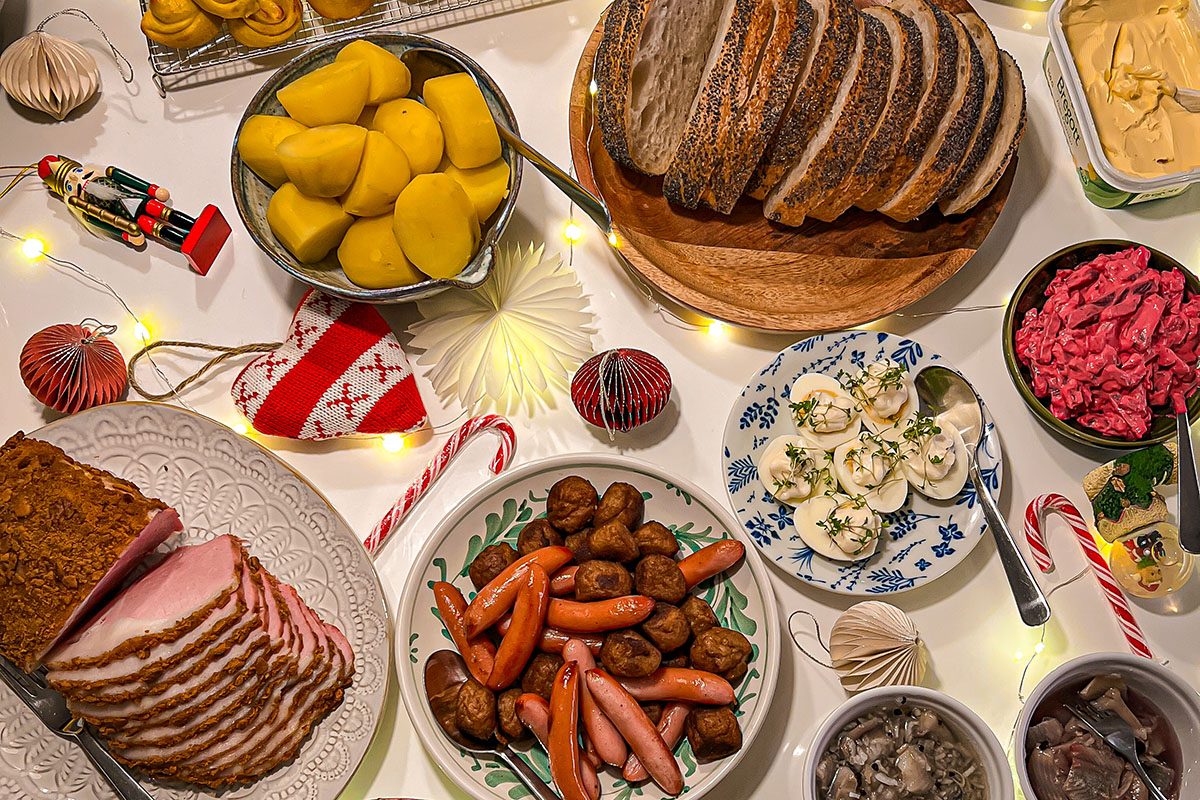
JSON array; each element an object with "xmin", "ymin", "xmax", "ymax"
[{"xmin": 1002, "ymin": 239, "xmax": 1200, "ymax": 450}]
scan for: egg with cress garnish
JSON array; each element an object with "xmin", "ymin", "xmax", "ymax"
[
  {"xmin": 792, "ymin": 493, "xmax": 881, "ymax": 561},
  {"xmin": 844, "ymin": 358, "xmax": 918, "ymax": 434},
  {"xmin": 900, "ymin": 414, "xmax": 970, "ymax": 500},
  {"xmin": 831, "ymin": 431, "xmax": 908, "ymax": 513},
  {"xmin": 758, "ymin": 435, "xmax": 837, "ymax": 505},
  {"xmin": 789, "ymin": 373, "xmax": 861, "ymax": 450}
]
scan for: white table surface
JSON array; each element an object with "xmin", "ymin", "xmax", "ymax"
[{"xmin": 2, "ymin": 1, "xmax": 1199, "ymax": 799}]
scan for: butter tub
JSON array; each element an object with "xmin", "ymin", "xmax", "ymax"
[{"xmin": 1045, "ymin": 0, "xmax": 1200, "ymax": 208}]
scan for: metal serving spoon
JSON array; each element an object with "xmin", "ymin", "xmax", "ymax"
[
  {"xmin": 1176, "ymin": 410, "xmax": 1200, "ymax": 554},
  {"xmin": 401, "ymin": 48, "xmax": 613, "ymax": 238},
  {"xmin": 424, "ymin": 650, "xmax": 557, "ymax": 800},
  {"xmin": 914, "ymin": 365, "xmax": 1052, "ymax": 626}
]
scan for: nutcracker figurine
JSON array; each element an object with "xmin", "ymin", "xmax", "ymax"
[{"xmin": 37, "ymin": 155, "xmax": 230, "ymax": 275}]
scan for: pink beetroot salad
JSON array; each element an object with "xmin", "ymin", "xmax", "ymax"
[{"xmin": 1015, "ymin": 246, "xmax": 1200, "ymax": 440}]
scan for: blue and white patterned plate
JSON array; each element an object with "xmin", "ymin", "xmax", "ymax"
[{"xmin": 721, "ymin": 331, "xmax": 1004, "ymax": 595}]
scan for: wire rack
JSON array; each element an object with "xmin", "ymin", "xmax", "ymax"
[{"xmin": 141, "ymin": 0, "xmax": 559, "ymax": 83}]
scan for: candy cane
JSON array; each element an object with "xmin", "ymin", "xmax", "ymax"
[
  {"xmin": 1024, "ymin": 494, "xmax": 1153, "ymax": 660},
  {"xmin": 364, "ymin": 415, "xmax": 516, "ymax": 556}
]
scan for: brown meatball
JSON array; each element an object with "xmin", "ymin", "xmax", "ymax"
[
  {"xmin": 641, "ymin": 604, "xmax": 691, "ymax": 652},
  {"xmin": 589, "ymin": 521, "xmax": 640, "ymax": 563},
  {"xmin": 469, "ymin": 543, "xmax": 518, "ymax": 590},
  {"xmin": 633, "ymin": 521, "xmax": 679, "ymax": 557},
  {"xmin": 600, "ymin": 630, "xmax": 661, "ymax": 677},
  {"xmin": 680, "ymin": 596, "xmax": 718, "ymax": 637},
  {"xmin": 661, "ymin": 650, "xmax": 690, "ymax": 669},
  {"xmin": 641, "ymin": 702, "xmax": 663, "ymax": 726},
  {"xmin": 575, "ymin": 560, "xmax": 633, "ymax": 601},
  {"xmin": 690, "ymin": 627, "xmax": 752, "ymax": 682},
  {"xmin": 564, "ymin": 529, "xmax": 595, "ymax": 563},
  {"xmin": 547, "ymin": 476, "xmax": 598, "ymax": 533},
  {"xmin": 595, "ymin": 482, "xmax": 644, "ymax": 529},
  {"xmin": 517, "ymin": 519, "xmax": 563, "ymax": 556},
  {"xmin": 496, "ymin": 687, "xmax": 526, "ymax": 743},
  {"xmin": 635, "ymin": 555, "xmax": 687, "ymax": 604},
  {"xmin": 455, "ymin": 677, "xmax": 497, "ymax": 741},
  {"xmin": 685, "ymin": 706, "xmax": 742, "ymax": 760},
  {"xmin": 521, "ymin": 652, "xmax": 564, "ymax": 700}
]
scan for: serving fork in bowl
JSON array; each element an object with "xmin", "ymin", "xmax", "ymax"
[
  {"xmin": 0, "ymin": 655, "xmax": 152, "ymax": 800},
  {"xmin": 1068, "ymin": 702, "xmax": 1170, "ymax": 800}
]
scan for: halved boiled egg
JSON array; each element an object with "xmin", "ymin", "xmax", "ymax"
[
  {"xmin": 790, "ymin": 373, "xmax": 861, "ymax": 451},
  {"xmin": 791, "ymin": 493, "xmax": 881, "ymax": 562},
  {"xmin": 847, "ymin": 359, "xmax": 918, "ymax": 434},
  {"xmin": 758, "ymin": 435, "xmax": 837, "ymax": 506},
  {"xmin": 831, "ymin": 433, "xmax": 908, "ymax": 513},
  {"xmin": 900, "ymin": 415, "xmax": 970, "ymax": 500}
]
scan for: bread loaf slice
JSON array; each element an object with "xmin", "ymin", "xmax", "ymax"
[
  {"xmin": 877, "ymin": 6, "xmax": 985, "ymax": 221},
  {"xmin": 936, "ymin": 11, "xmax": 1003, "ymax": 206},
  {"xmin": 806, "ymin": 5, "xmax": 923, "ymax": 222},
  {"xmin": 674, "ymin": 0, "xmax": 816, "ymax": 214},
  {"xmin": 940, "ymin": 49, "xmax": 1025, "ymax": 215},
  {"xmin": 854, "ymin": 0, "xmax": 957, "ymax": 212},
  {"xmin": 764, "ymin": 13, "xmax": 892, "ymax": 226},
  {"xmin": 743, "ymin": 0, "xmax": 861, "ymax": 200},
  {"xmin": 595, "ymin": 0, "xmax": 734, "ymax": 176}
]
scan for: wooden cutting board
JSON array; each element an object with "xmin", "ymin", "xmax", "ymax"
[{"xmin": 567, "ymin": 0, "xmax": 1015, "ymax": 333}]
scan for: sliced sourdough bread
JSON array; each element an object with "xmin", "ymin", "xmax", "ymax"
[
  {"xmin": 936, "ymin": 11, "xmax": 1004, "ymax": 206},
  {"xmin": 877, "ymin": 6, "xmax": 985, "ymax": 221},
  {"xmin": 687, "ymin": 0, "xmax": 817, "ymax": 214},
  {"xmin": 807, "ymin": 5, "xmax": 923, "ymax": 222},
  {"xmin": 743, "ymin": 0, "xmax": 861, "ymax": 200},
  {"xmin": 595, "ymin": 0, "xmax": 734, "ymax": 176},
  {"xmin": 940, "ymin": 48, "xmax": 1025, "ymax": 215},
  {"xmin": 764, "ymin": 12, "xmax": 891, "ymax": 226},
  {"xmin": 854, "ymin": 0, "xmax": 957, "ymax": 212}
]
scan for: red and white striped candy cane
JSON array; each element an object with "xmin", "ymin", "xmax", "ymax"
[
  {"xmin": 1024, "ymin": 494, "xmax": 1153, "ymax": 660},
  {"xmin": 364, "ymin": 415, "xmax": 516, "ymax": 556}
]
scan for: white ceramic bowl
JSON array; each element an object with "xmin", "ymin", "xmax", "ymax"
[
  {"xmin": 396, "ymin": 453, "xmax": 781, "ymax": 800},
  {"xmin": 803, "ymin": 686, "xmax": 1014, "ymax": 800},
  {"xmin": 1015, "ymin": 653, "xmax": 1200, "ymax": 799}
]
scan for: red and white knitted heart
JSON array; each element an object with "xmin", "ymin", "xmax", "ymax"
[{"xmin": 231, "ymin": 290, "xmax": 427, "ymax": 440}]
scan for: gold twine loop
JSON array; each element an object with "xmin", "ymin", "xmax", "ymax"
[{"xmin": 127, "ymin": 340, "xmax": 280, "ymax": 402}]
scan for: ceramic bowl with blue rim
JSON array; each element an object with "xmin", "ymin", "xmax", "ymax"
[
  {"xmin": 721, "ymin": 331, "xmax": 1004, "ymax": 595},
  {"xmin": 396, "ymin": 454, "xmax": 780, "ymax": 800}
]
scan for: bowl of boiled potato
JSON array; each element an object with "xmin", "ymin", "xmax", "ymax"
[{"xmin": 232, "ymin": 33, "xmax": 521, "ymax": 302}]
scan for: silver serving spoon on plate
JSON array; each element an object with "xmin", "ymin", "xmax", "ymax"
[
  {"xmin": 424, "ymin": 650, "xmax": 557, "ymax": 800},
  {"xmin": 401, "ymin": 48, "xmax": 613, "ymax": 238},
  {"xmin": 914, "ymin": 365, "xmax": 1052, "ymax": 626},
  {"xmin": 1176, "ymin": 409, "xmax": 1200, "ymax": 554}
]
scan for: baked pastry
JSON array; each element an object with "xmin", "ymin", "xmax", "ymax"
[
  {"xmin": 308, "ymin": 0, "xmax": 375, "ymax": 20},
  {"xmin": 140, "ymin": 0, "xmax": 223, "ymax": 49},
  {"xmin": 193, "ymin": 0, "xmax": 262, "ymax": 18},
  {"xmin": 229, "ymin": 0, "xmax": 303, "ymax": 48},
  {"xmin": 0, "ymin": 433, "xmax": 182, "ymax": 671}
]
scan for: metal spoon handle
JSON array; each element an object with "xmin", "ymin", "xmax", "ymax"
[
  {"xmin": 1176, "ymin": 412, "xmax": 1200, "ymax": 554},
  {"xmin": 498, "ymin": 748, "xmax": 559, "ymax": 800},
  {"xmin": 969, "ymin": 457, "xmax": 1052, "ymax": 626},
  {"xmin": 495, "ymin": 123, "xmax": 613, "ymax": 236}
]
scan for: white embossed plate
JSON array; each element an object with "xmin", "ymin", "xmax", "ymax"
[
  {"xmin": 722, "ymin": 331, "xmax": 1004, "ymax": 595},
  {"xmin": 396, "ymin": 454, "xmax": 780, "ymax": 800},
  {"xmin": 0, "ymin": 402, "xmax": 389, "ymax": 800}
]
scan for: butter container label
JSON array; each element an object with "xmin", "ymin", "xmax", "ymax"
[{"xmin": 1043, "ymin": 46, "xmax": 1190, "ymax": 208}]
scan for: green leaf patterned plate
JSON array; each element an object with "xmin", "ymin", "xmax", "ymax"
[{"xmin": 396, "ymin": 454, "xmax": 780, "ymax": 800}]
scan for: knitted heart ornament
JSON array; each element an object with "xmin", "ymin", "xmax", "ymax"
[{"xmin": 232, "ymin": 291, "xmax": 427, "ymax": 440}]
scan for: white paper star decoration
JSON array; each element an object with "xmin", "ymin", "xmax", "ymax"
[{"xmin": 408, "ymin": 243, "xmax": 594, "ymax": 414}]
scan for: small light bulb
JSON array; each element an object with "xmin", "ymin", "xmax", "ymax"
[
  {"xmin": 588, "ymin": 79, "xmax": 599, "ymax": 96},
  {"xmin": 707, "ymin": 320, "xmax": 728, "ymax": 338},
  {"xmin": 1014, "ymin": 651, "xmax": 1025, "ymax": 662},
  {"xmin": 607, "ymin": 231, "xmax": 619, "ymax": 248},
  {"xmin": 381, "ymin": 433, "xmax": 406, "ymax": 453},
  {"xmin": 233, "ymin": 421, "xmax": 249, "ymax": 436},
  {"xmin": 21, "ymin": 237, "xmax": 45, "ymax": 259},
  {"xmin": 563, "ymin": 222, "xmax": 583, "ymax": 243},
  {"xmin": 134, "ymin": 321, "xmax": 152, "ymax": 343},
  {"xmin": 1034, "ymin": 641, "xmax": 1046, "ymax": 654},
  {"xmin": 1021, "ymin": 21, "xmax": 1032, "ymax": 30}
]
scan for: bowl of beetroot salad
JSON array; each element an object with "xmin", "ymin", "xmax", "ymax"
[{"xmin": 1003, "ymin": 240, "xmax": 1200, "ymax": 449}]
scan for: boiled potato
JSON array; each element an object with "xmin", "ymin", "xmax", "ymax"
[
  {"xmin": 268, "ymin": 182, "xmax": 354, "ymax": 263},
  {"xmin": 422, "ymin": 73, "xmax": 501, "ymax": 170},
  {"xmin": 276, "ymin": 124, "xmax": 368, "ymax": 198},
  {"xmin": 341, "ymin": 131, "xmax": 412, "ymax": 217},
  {"xmin": 238, "ymin": 114, "xmax": 306, "ymax": 187},
  {"xmin": 338, "ymin": 214, "xmax": 426, "ymax": 289},
  {"xmin": 372, "ymin": 98, "xmax": 444, "ymax": 175},
  {"xmin": 441, "ymin": 156, "xmax": 510, "ymax": 221},
  {"xmin": 393, "ymin": 173, "xmax": 480, "ymax": 279},
  {"xmin": 276, "ymin": 60, "xmax": 369, "ymax": 127},
  {"xmin": 335, "ymin": 40, "xmax": 411, "ymax": 104}
]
